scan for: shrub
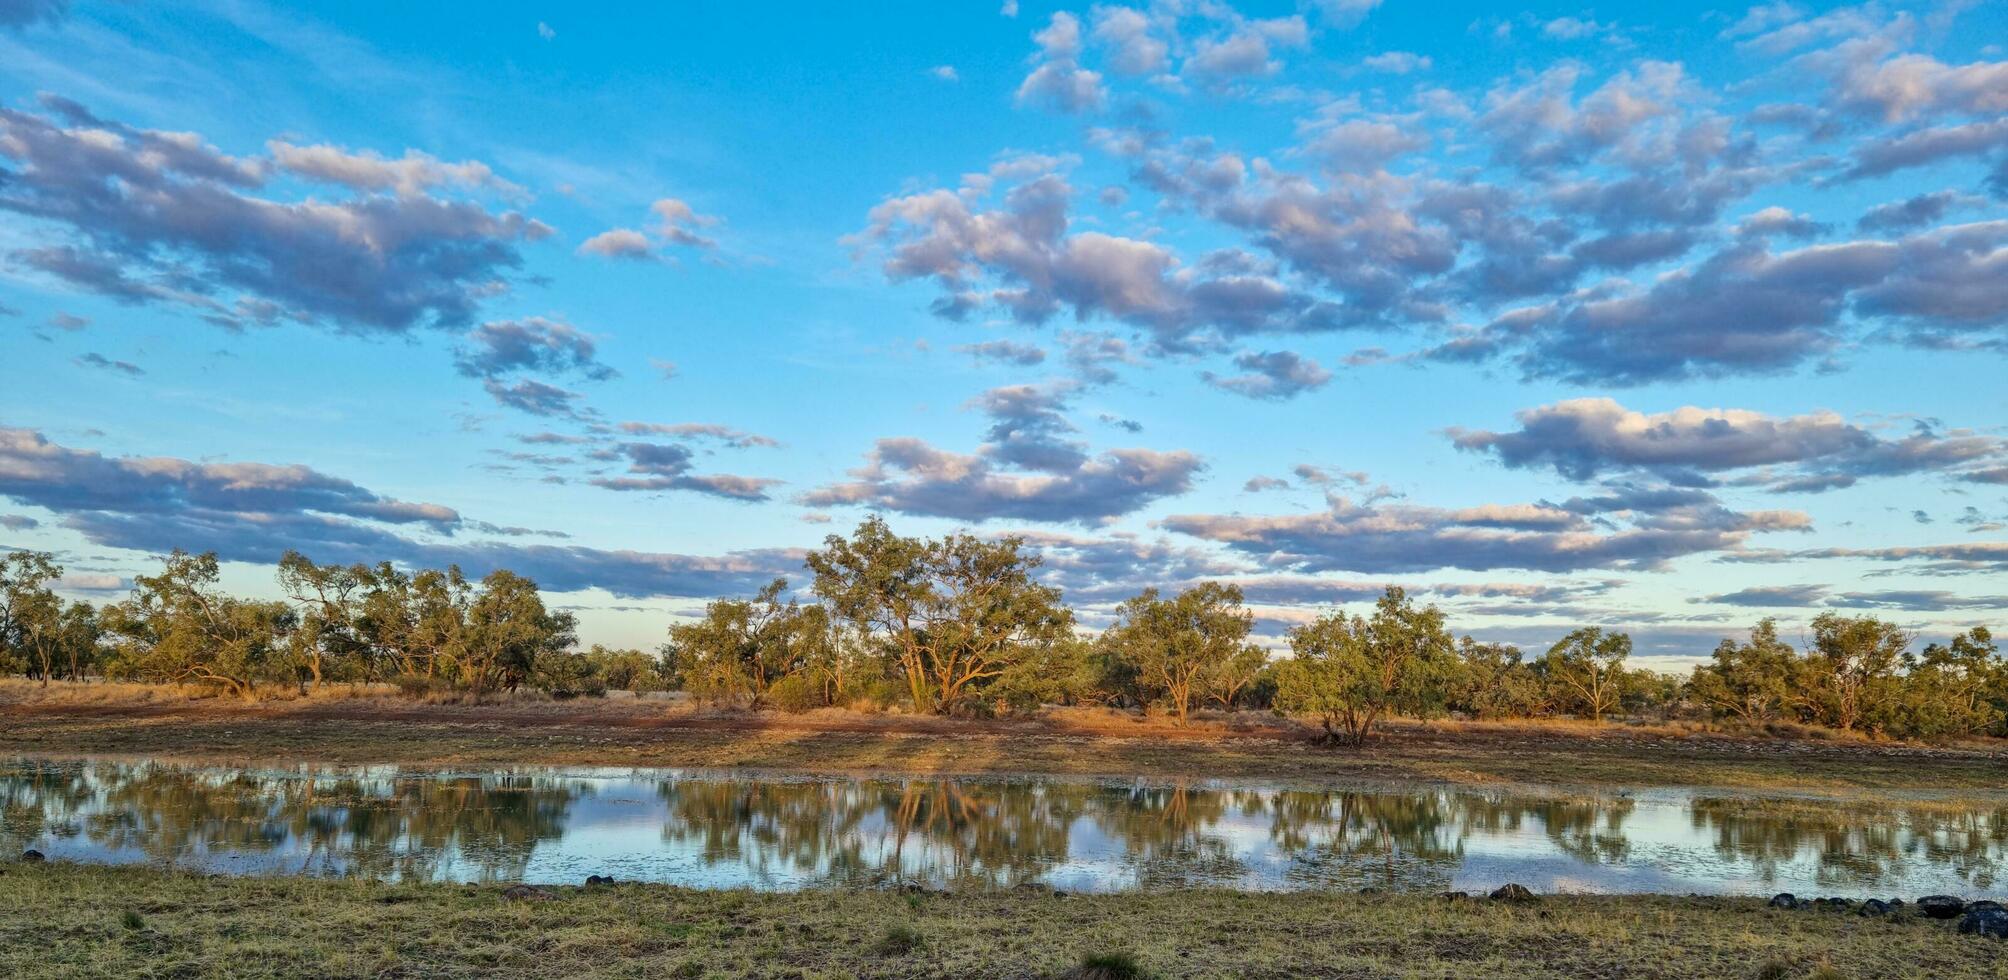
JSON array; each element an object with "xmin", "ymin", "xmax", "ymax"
[
  {"xmin": 1076, "ymin": 950, "xmax": 1148, "ymax": 980},
  {"xmin": 873, "ymin": 924, "xmax": 923, "ymax": 956},
  {"xmin": 765, "ymin": 673, "xmax": 823, "ymax": 713}
]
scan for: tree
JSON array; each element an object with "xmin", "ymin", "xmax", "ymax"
[
  {"xmin": 807, "ymin": 517, "xmax": 1072, "ymax": 714},
  {"xmin": 1543, "ymin": 627, "xmax": 1631, "ymax": 722},
  {"xmin": 1689, "ymin": 620, "xmax": 1798, "ymax": 725},
  {"xmin": 1208, "ymin": 643, "xmax": 1271, "ymax": 710},
  {"xmin": 276, "ymin": 551, "xmax": 372, "ymax": 688},
  {"xmin": 102, "ymin": 551, "xmax": 296, "ymax": 699},
  {"xmin": 1896, "ymin": 627, "xmax": 2000, "ymax": 739},
  {"xmin": 1102, "ymin": 583, "xmax": 1256, "ymax": 724},
  {"xmin": 1, "ymin": 551, "xmax": 63, "ymax": 679},
  {"xmin": 1804, "ymin": 612, "xmax": 1908, "ymax": 734},
  {"xmin": 1276, "ymin": 587, "xmax": 1458, "ymax": 744},
  {"xmin": 455, "ymin": 569, "xmax": 575, "ymax": 695},
  {"xmin": 667, "ymin": 578, "xmax": 831, "ymax": 707},
  {"xmin": 1451, "ymin": 638, "xmax": 1546, "ymax": 719}
]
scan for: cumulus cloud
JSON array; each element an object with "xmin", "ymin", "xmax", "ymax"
[
  {"xmin": 853, "ymin": 163, "xmax": 1345, "ymax": 352},
  {"xmin": 1200, "ymin": 349, "xmax": 1332, "ymax": 400},
  {"xmin": 1856, "ymin": 190, "xmax": 1984, "ymax": 232},
  {"xmin": 804, "ymin": 384, "xmax": 1201, "ymax": 525},
  {"xmin": 1016, "ymin": 12, "xmax": 1105, "ymax": 113},
  {"xmin": 0, "ymin": 426, "xmax": 797, "ymax": 597},
  {"xmin": 453, "ymin": 317, "xmax": 616, "ymax": 381},
  {"xmin": 268, "ymin": 141, "xmax": 521, "ymax": 198},
  {"xmin": 577, "ymin": 198, "xmax": 720, "ymax": 260},
  {"xmin": 482, "ymin": 378, "xmax": 591, "ymax": 419},
  {"xmin": 1184, "ymin": 17, "xmax": 1308, "ymax": 88},
  {"xmin": 1450, "ymin": 398, "xmax": 2008, "ymax": 491},
  {"xmin": 1161, "ymin": 486, "xmax": 1811, "ymax": 574},
  {"xmin": 590, "ymin": 442, "xmax": 779, "ymax": 501},
  {"xmin": 0, "ymin": 97, "xmax": 550, "ymax": 333}
]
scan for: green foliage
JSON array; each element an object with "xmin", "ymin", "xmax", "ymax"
[
  {"xmin": 764, "ymin": 672, "xmax": 824, "ymax": 713},
  {"xmin": 1543, "ymin": 627, "xmax": 1631, "ymax": 722},
  {"xmin": 1276, "ymin": 587, "xmax": 1459, "ymax": 744},
  {"xmin": 872, "ymin": 924, "xmax": 923, "ymax": 957},
  {"xmin": 101, "ymin": 551, "xmax": 297, "ymax": 699},
  {"xmin": 807, "ymin": 517, "xmax": 1072, "ymax": 715},
  {"xmin": 1100, "ymin": 582, "xmax": 1257, "ymax": 724},
  {"xmin": 665, "ymin": 578, "xmax": 833, "ymax": 707},
  {"xmin": 531, "ymin": 649, "xmax": 607, "ymax": 698}
]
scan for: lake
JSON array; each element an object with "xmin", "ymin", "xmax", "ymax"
[{"xmin": 3, "ymin": 758, "xmax": 2002, "ymax": 897}]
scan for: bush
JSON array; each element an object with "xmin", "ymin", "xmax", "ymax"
[
  {"xmin": 532, "ymin": 651, "xmax": 607, "ymax": 699},
  {"xmin": 1075, "ymin": 950, "xmax": 1147, "ymax": 980},
  {"xmin": 765, "ymin": 673, "xmax": 823, "ymax": 713},
  {"xmin": 873, "ymin": 924, "xmax": 923, "ymax": 957}
]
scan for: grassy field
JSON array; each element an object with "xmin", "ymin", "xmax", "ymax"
[
  {"xmin": 3, "ymin": 681, "xmax": 2004, "ymax": 796},
  {"xmin": 1, "ymin": 863, "xmax": 2000, "ymax": 979}
]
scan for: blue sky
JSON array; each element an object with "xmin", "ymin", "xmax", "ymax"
[{"xmin": 2, "ymin": 0, "xmax": 2005, "ymax": 666}]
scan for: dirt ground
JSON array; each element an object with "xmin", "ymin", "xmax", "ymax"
[{"xmin": 4, "ymin": 680, "xmax": 2003, "ymax": 795}]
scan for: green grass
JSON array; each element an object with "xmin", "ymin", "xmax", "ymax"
[{"xmin": 0, "ymin": 864, "xmax": 2001, "ymax": 979}]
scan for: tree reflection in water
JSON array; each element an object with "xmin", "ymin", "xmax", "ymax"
[
  {"xmin": 2, "ymin": 760, "xmax": 2002, "ymax": 894},
  {"xmin": 1690, "ymin": 798, "xmax": 2005, "ymax": 891},
  {"xmin": 1, "ymin": 760, "xmax": 581, "ymax": 881}
]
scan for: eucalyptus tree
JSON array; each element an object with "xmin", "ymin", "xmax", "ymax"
[
  {"xmin": 807, "ymin": 517, "xmax": 1072, "ymax": 715},
  {"xmin": 1543, "ymin": 627, "xmax": 1632, "ymax": 722},
  {"xmin": 456, "ymin": 569, "xmax": 575, "ymax": 695},
  {"xmin": 1278, "ymin": 587, "xmax": 1460, "ymax": 744},
  {"xmin": 1688, "ymin": 619, "xmax": 1798, "ymax": 725},
  {"xmin": 1804, "ymin": 612, "xmax": 1909, "ymax": 734},
  {"xmin": 1101, "ymin": 582, "xmax": 1257, "ymax": 724},
  {"xmin": 667, "ymin": 578, "xmax": 832, "ymax": 706},
  {"xmin": 101, "ymin": 550, "xmax": 296, "ymax": 699},
  {"xmin": 0, "ymin": 550, "xmax": 62, "ymax": 677},
  {"xmin": 276, "ymin": 551, "xmax": 373, "ymax": 687}
]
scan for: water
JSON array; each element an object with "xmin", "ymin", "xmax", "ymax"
[{"xmin": 3, "ymin": 758, "xmax": 2002, "ymax": 897}]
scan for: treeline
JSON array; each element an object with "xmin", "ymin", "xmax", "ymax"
[{"xmin": 2, "ymin": 518, "xmax": 2003, "ymax": 743}]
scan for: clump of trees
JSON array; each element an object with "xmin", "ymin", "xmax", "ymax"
[
  {"xmin": 4, "ymin": 527, "xmax": 2004, "ymax": 743},
  {"xmin": 1, "ymin": 548, "xmax": 660, "ymax": 700}
]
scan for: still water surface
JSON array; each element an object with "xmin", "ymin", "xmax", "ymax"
[{"xmin": 3, "ymin": 759, "xmax": 2002, "ymax": 896}]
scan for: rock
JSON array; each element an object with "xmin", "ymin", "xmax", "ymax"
[
  {"xmin": 1858, "ymin": 899, "xmax": 1891, "ymax": 917},
  {"xmin": 501, "ymin": 884, "xmax": 556, "ymax": 902},
  {"xmin": 1767, "ymin": 893, "xmax": 1799, "ymax": 910},
  {"xmin": 1813, "ymin": 897, "xmax": 1855, "ymax": 912},
  {"xmin": 1438, "ymin": 891, "xmax": 1469, "ymax": 901},
  {"xmin": 584, "ymin": 875, "xmax": 614, "ymax": 886},
  {"xmin": 1957, "ymin": 906, "xmax": 2008, "ymax": 939},
  {"xmin": 1489, "ymin": 883, "xmax": 1537, "ymax": 902},
  {"xmin": 19, "ymin": 850, "xmax": 43, "ymax": 863},
  {"xmin": 1967, "ymin": 900, "xmax": 2005, "ymax": 914},
  {"xmin": 1918, "ymin": 895, "xmax": 1966, "ymax": 919}
]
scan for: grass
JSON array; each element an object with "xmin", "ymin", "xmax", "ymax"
[
  {"xmin": 3, "ymin": 680, "xmax": 2003, "ymax": 796},
  {"xmin": 0, "ymin": 863, "xmax": 2001, "ymax": 979}
]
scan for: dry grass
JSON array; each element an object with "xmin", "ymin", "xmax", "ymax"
[
  {"xmin": 3, "ymin": 679, "xmax": 2004, "ymax": 796},
  {"xmin": 0, "ymin": 863, "xmax": 2000, "ymax": 979}
]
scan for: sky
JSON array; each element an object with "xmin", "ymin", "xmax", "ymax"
[{"xmin": 1, "ymin": 0, "xmax": 2005, "ymax": 669}]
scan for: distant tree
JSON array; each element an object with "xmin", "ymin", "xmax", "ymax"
[
  {"xmin": 102, "ymin": 551, "xmax": 296, "ymax": 699},
  {"xmin": 1277, "ymin": 587, "xmax": 1459, "ymax": 744},
  {"xmin": 276, "ymin": 551, "xmax": 373, "ymax": 688},
  {"xmin": 1804, "ymin": 612, "xmax": 1908, "ymax": 734},
  {"xmin": 1895, "ymin": 627, "xmax": 2000, "ymax": 739},
  {"xmin": 455, "ymin": 570, "xmax": 575, "ymax": 695},
  {"xmin": 1688, "ymin": 620, "xmax": 1798, "ymax": 725},
  {"xmin": 807, "ymin": 517, "xmax": 1072, "ymax": 714},
  {"xmin": 1543, "ymin": 627, "xmax": 1631, "ymax": 722},
  {"xmin": 1101, "ymin": 582, "xmax": 1257, "ymax": 724},
  {"xmin": 667, "ymin": 578, "xmax": 831, "ymax": 707},
  {"xmin": 1208, "ymin": 643, "xmax": 1271, "ymax": 710},
  {"xmin": 583, "ymin": 645, "xmax": 671, "ymax": 693},
  {"xmin": 0, "ymin": 551, "xmax": 63, "ymax": 679},
  {"xmin": 56, "ymin": 600, "xmax": 101, "ymax": 681},
  {"xmin": 1450, "ymin": 638, "xmax": 1546, "ymax": 719}
]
